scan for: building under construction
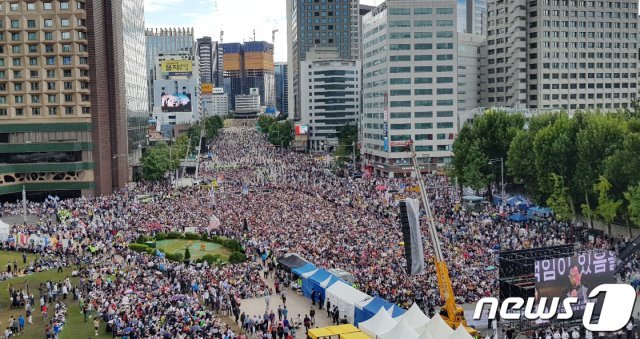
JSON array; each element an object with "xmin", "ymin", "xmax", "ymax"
[{"xmin": 221, "ymin": 41, "xmax": 274, "ymax": 111}]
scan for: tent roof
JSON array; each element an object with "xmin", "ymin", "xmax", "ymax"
[
  {"xmin": 308, "ymin": 327, "xmax": 334, "ymax": 338},
  {"xmin": 309, "ymin": 269, "xmax": 332, "ymax": 284},
  {"xmin": 387, "ymin": 304, "xmax": 406, "ymax": 317},
  {"xmin": 340, "ymin": 332, "xmax": 371, "ymax": 339},
  {"xmin": 394, "ymin": 303, "xmax": 429, "ymax": 330},
  {"xmin": 301, "ymin": 268, "xmax": 320, "ymax": 278},
  {"xmin": 277, "ymin": 253, "xmax": 308, "ymax": 269},
  {"xmin": 292, "ymin": 263, "xmax": 317, "ymax": 276},
  {"xmin": 358, "ymin": 307, "xmax": 397, "ymax": 338},
  {"xmin": 325, "ymin": 281, "xmax": 370, "ymax": 304},
  {"xmin": 448, "ymin": 325, "xmax": 474, "ymax": 339},
  {"xmin": 326, "ymin": 324, "xmax": 360, "ymax": 335},
  {"xmin": 363, "ymin": 297, "xmax": 394, "ymax": 315},
  {"xmin": 421, "ymin": 314, "xmax": 454, "ymax": 339},
  {"xmin": 0, "ymin": 219, "xmax": 10, "ymax": 233},
  {"xmin": 379, "ymin": 318, "xmax": 420, "ymax": 339},
  {"xmin": 508, "ymin": 213, "xmax": 528, "ymax": 222},
  {"xmin": 320, "ymin": 274, "xmax": 342, "ymax": 288}
]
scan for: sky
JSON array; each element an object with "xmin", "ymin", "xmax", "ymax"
[{"xmin": 144, "ymin": 0, "xmax": 384, "ymax": 62}]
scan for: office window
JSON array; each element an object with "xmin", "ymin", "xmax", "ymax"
[
  {"xmin": 62, "ymin": 45, "xmax": 71, "ymax": 52},
  {"xmin": 15, "ymin": 96, "xmax": 23, "ymax": 104},
  {"xmin": 390, "ymin": 90, "xmax": 411, "ymax": 96},
  {"xmin": 390, "ymin": 55, "xmax": 411, "ymax": 62},
  {"xmin": 415, "ymin": 77, "xmax": 433, "ymax": 84},
  {"xmin": 390, "ymin": 123, "xmax": 411, "ymax": 130},
  {"xmin": 437, "ymin": 43, "xmax": 454, "ymax": 49},
  {"xmin": 46, "ymin": 57, "xmax": 55, "ymax": 65},
  {"xmin": 415, "ymin": 44, "xmax": 432, "ymax": 50},
  {"xmin": 436, "ymin": 31, "xmax": 454, "ymax": 38},
  {"xmin": 414, "ymin": 32, "xmax": 432, "ymax": 39},
  {"xmin": 389, "ymin": 8, "xmax": 411, "ymax": 15},
  {"xmin": 61, "ymin": 32, "xmax": 70, "ymax": 40},
  {"xmin": 27, "ymin": 20, "xmax": 36, "ymax": 28},
  {"xmin": 48, "ymin": 107, "xmax": 57, "ymax": 116},
  {"xmin": 415, "ymin": 55, "xmax": 432, "ymax": 61},
  {"xmin": 60, "ymin": 1, "xmax": 69, "ymax": 10},
  {"xmin": 389, "ymin": 20, "xmax": 411, "ymax": 27},
  {"xmin": 61, "ymin": 19, "xmax": 70, "ymax": 27},
  {"xmin": 44, "ymin": 2, "xmax": 53, "ymax": 10},
  {"xmin": 64, "ymin": 107, "xmax": 74, "ymax": 115},
  {"xmin": 414, "ymin": 8, "xmax": 432, "ymax": 15},
  {"xmin": 414, "ymin": 20, "xmax": 432, "ymax": 27},
  {"xmin": 45, "ymin": 33, "xmax": 54, "ymax": 40},
  {"xmin": 12, "ymin": 58, "xmax": 21, "ymax": 66},
  {"xmin": 437, "ymin": 77, "xmax": 453, "ymax": 83},
  {"xmin": 390, "ymin": 78, "xmax": 411, "ymax": 85},
  {"xmin": 29, "ymin": 58, "xmax": 37, "ymax": 66},
  {"xmin": 27, "ymin": 3, "xmax": 36, "ymax": 10},
  {"xmin": 0, "ymin": 109, "xmax": 6, "ymax": 117},
  {"xmin": 28, "ymin": 32, "xmax": 37, "ymax": 41},
  {"xmin": 32, "ymin": 108, "xmax": 40, "ymax": 115},
  {"xmin": 415, "ymin": 100, "xmax": 433, "ymax": 107},
  {"xmin": 31, "ymin": 95, "xmax": 40, "ymax": 104},
  {"xmin": 64, "ymin": 94, "xmax": 73, "ymax": 102},
  {"xmin": 415, "ymin": 123, "xmax": 433, "ymax": 129},
  {"xmin": 436, "ymin": 8, "xmax": 454, "ymax": 14},
  {"xmin": 44, "ymin": 19, "xmax": 53, "ymax": 27},
  {"xmin": 415, "ymin": 112, "xmax": 433, "ymax": 118},
  {"xmin": 437, "ymin": 122, "xmax": 454, "ymax": 128},
  {"xmin": 390, "ymin": 44, "xmax": 410, "ymax": 50},
  {"xmin": 390, "ymin": 67, "xmax": 410, "ymax": 73},
  {"xmin": 15, "ymin": 108, "xmax": 23, "ymax": 116},
  {"xmin": 30, "ymin": 83, "xmax": 39, "ymax": 90},
  {"xmin": 47, "ymin": 70, "xmax": 55, "ymax": 78},
  {"xmin": 10, "ymin": 3, "xmax": 19, "ymax": 11},
  {"xmin": 414, "ymin": 66, "xmax": 432, "ymax": 72},
  {"xmin": 63, "ymin": 70, "xmax": 72, "ymax": 77},
  {"xmin": 414, "ymin": 89, "xmax": 432, "ymax": 95},
  {"xmin": 390, "ymin": 101, "xmax": 411, "ymax": 107},
  {"xmin": 11, "ymin": 20, "xmax": 20, "ymax": 29},
  {"xmin": 47, "ymin": 94, "xmax": 56, "ymax": 103}
]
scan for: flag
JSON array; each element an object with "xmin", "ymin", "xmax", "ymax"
[{"xmin": 155, "ymin": 249, "xmax": 165, "ymax": 258}]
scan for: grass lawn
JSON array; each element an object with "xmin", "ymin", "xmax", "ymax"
[
  {"xmin": 0, "ymin": 252, "xmax": 112, "ymax": 339},
  {"xmin": 0, "ymin": 251, "xmax": 40, "ymax": 274},
  {"xmin": 156, "ymin": 239, "xmax": 231, "ymax": 260}
]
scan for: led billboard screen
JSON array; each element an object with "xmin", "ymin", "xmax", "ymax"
[{"xmin": 161, "ymin": 93, "xmax": 192, "ymax": 112}]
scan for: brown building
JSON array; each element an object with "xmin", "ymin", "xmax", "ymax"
[{"xmin": 0, "ymin": 0, "xmax": 147, "ymax": 200}]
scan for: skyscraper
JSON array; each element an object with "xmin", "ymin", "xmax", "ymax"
[
  {"xmin": 145, "ymin": 27, "xmax": 194, "ymax": 110},
  {"xmin": 197, "ymin": 37, "xmax": 214, "ymax": 85},
  {"xmin": 0, "ymin": 0, "xmax": 148, "ymax": 198},
  {"xmin": 221, "ymin": 41, "xmax": 274, "ymax": 111},
  {"xmin": 275, "ymin": 62, "xmax": 289, "ymax": 115},
  {"xmin": 286, "ymin": 0, "xmax": 361, "ymax": 120},
  {"xmin": 481, "ymin": 0, "xmax": 639, "ymax": 111}
]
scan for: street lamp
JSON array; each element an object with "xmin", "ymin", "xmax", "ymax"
[{"xmin": 488, "ymin": 157, "xmax": 505, "ymax": 214}]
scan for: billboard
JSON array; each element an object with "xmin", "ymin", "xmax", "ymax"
[
  {"xmin": 295, "ymin": 124, "xmax": 309, "ymax": 135},
  {"xmin": 161, "ymin": 93, "xmax": 192, "ymax": 112},
  {"xmin": 535, "ymin": 251, "xmax": 617, "ymax": 318},
  {"xmin": 161, "ymin": 60, "xmax": 192, "ymax": 76},
  {"xmin": 202, "ymin": 83, "xmax": 213, "ymax": 94}
]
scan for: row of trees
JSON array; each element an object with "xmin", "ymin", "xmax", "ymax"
[
  {"xmin": 451, "ymin": 108, "xmax": 640, "ymax": 230},
  {"xmin": 256, "ymin": 115, "xmax": 294, "ymax": 147},
  {"xmin": 141, "ymin": 116, "xmax": 224, "ymax": 181},
  {"xmin": 334, "ymin": 123, "xmax": 359, "ymax": 167}
]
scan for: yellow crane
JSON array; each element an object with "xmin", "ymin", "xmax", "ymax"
[{"xmin": 407, "ymin": 140, "xmax": 479, "ymax": 337}]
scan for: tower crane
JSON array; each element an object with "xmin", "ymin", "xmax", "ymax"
[
  {"xmin": 272, "ymin": 28, "xmax": 279, "ymax": 46},
  {"xmin": 407, "ymin": 140, "xmax": 479, "ymax": 337},
  {"xmin": 220, "ymin": 30, "xmax": 224, "ymax": 43}
]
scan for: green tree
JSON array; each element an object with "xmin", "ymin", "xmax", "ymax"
[
  {"xmin": 604, "ymin": 132, "xmax": 640, "ymax": 201},
  {"xmin": 335, "ymin": 123, "xmax": 359, "ymax": 165},
  {"xmin": 593, "ymin": 175, "xmax": 623, "ymax": 234},
  {"xmin": 142, "ymin": 142, "xmax": 173, "ymax": 181},
  {"xmin": 184, "ymin": 247, "xmax": 191, "ymax": 261},
  {"xmin": 625, "ymin": 183, "xmax": 640, "ymax": 227},
  {"xmin": 268, "ymin": 120, "xmax": 294, "ymax": 147},
  {"xmin": 507, "ymin": 131, "xmax": 538, "ymax": 195},
  {"xmin": 170, "ymin": 134, "xmax": 190, "ymax": 169},
  {"xmin": 546, "ymin": 173, "xmax": 573, "ymax": 222},
  {"xmin": 461, "ymin": 140, "xmax": 493, "ymax": 190},
  {"xmin": 257, "ymin": 115, "xmax": 276, "ymax": 134}
]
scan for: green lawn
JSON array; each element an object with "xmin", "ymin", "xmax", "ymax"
[
  {"xmin": 0, "ymin": 251, "xmax": 40, "ymax": 274},
  {"xmin": 0, "ymin": 251, "xmax": 111, "ymax": 339},
  {"xmin": 156, "ymin": 239, "xmax": 231, "ymax": 260}
]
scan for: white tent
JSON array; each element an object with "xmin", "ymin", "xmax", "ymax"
[
  {"xmin": 419, "ymin": 314, "xmax": 454, "ymax": 339},
  {"xmin": 393, "ymin": 303, "xmax": 430, "ymax": 330},
  {"xmin": 324, "ymin": 280, "xmax": 370, "ymax": 324},
  {"xmin": 358, "ymin": 307, "xmax": 397, "ymax": 338},
  {"xmin": 448, "ymin": 325, "xmax": 474, "ymax": 339},
  {"xmin": 379, "ymin": 318, "xmax": 420, "ymax": 339},
  {"xmin": 0, "ymin": 219, "xmax": 10, "ymax": 235}
]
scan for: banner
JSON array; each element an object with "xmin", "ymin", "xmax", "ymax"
[
  {"xmin": 202, "ymin": 83, "xmax": 213, "ymax": 94},
  {"xmin": 535, "ymin": 251, "xmax": 617, "ymax": 317},
  {"xmin": 160, "ymin": 60, "xmax": 192, "ymax": 76}
]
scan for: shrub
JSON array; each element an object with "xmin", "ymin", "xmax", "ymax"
[
  {"xmin": 128, "ymin": 243, "xmax": 148, "ymax": 253},
  {"xmin": 166, "ymin": 231, "xmax": 183, "ymax": 239},
  {"xmin": 145, "ymin": 247, "xmax": 155, "ymax": 255},
  {"xmin": 135, "ymin": 235, "xmax": 151, "ymax": 244},
  {"xmin": 155, "ymin": 232, "xmax": 167, "ymax": 241},
  {"xmin": 184, "ymin": 247, "xmax": 191, "ymax": 260},
  {"xmin": 201, "ymin": 254, "xmax": 222, "ymax": 266},
  {"xmin": 184, "ymin": 232, "xmax": 200, "ymax": 240},
  {"xmin": 200, "ymin": 233, "xmax": 210, "ymax": 241},
  {"xmin": 210, "ymin": 235, "xmax": 222, "ymax": 244},
  {"xmin": 228, "ymin": 252, "xmax": 247, "ymax": 264},
  {"xmin": 165, "ymin": 252, "xmax": 184, "ymax": 262}
]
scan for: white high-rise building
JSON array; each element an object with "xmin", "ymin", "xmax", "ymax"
[
  {"xmin": 361, "ymin": 0, "xmax": 482, "ymax": 177},
  {"xmin": 300, "ymin": 54, "xmax": 361, "ymax": 151},
  {"xmin": 481, "ymin": 0, "xmax": 640, "ymax": 111}
]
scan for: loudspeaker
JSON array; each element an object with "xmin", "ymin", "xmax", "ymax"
[{"xmin": 399, "ymin": 201, "xmax": 413, "ymax": 274}]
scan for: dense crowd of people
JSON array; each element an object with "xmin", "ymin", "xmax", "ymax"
[{"xmin": 0, "ymin": 127, "xmax": 635, "ymax": 338}]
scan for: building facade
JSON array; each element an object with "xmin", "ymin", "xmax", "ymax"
[
  {"xmin": 275, "ymin": 62, "xmax": 289, "ymax": 115},
  {"xmin": 145, "ymin": 27, "xmax": 194, "ymax": 110},
  {"xmin": 221, "ymin": 42, "xmax": 274, "ymax": 111},
  {"xmin": 286, "ymin": 0, "xmax": 362, "ymax": 120},
  {"xmin": 0, "ymin": 0, "xmax": 147, "ymax": 198},
  {"xmin": 196, "ymin": 36, "xmax": 214, "ymax": 84},
  {"xmin": 300, "ymin": 59, "xmax": 360, "ymax": 151},
  {"xmin": 362, "ymin": 0, "xmax": 479, "ymax": 177},
  {"xmin": 481, "ymin": 0, "xmax": 639, "ymax": 111}
]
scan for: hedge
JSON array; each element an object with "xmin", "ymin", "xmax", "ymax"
[
  {"xmin": 128, "ymin": 243, "xmax": 148, "ymax": 253},
  {"xmin": 166, "ymin": 231, "xmax": 183, "ymax": 239},
  {"xmin": 184, "ymin": 232, "xmax": 200, "ymax": 240},
  {"xmin": 228, "ymin": 252, "xmax": 247, "ymax": 264},
  {"xmin": 155, "ymin": 232, "xmax": 167, "ymax": 241}
]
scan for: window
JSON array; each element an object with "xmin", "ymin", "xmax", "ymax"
[
  {"xmin": 390, "ymin": 55, "xmax": 411, "ymax": 62},
  {"xmin": 390, "ymin": 44, "xmax": 410, "ymax": 50},
  {"xmin": 61, "ymin": 32, "xmax": 70, "ymax": 40},
  {"xmin": 27, "ymin": 20, "xmax": 36, "ymax": 28},
  {"xmin": 0, "ymin": 109, "xmax": 6, "ymax": 117},
  {"xmin": 414, "ymin": 66, "xmax": 432, "ymax": 72},
  {"xmin": 414, "ymin": 8, "xmax": 432, "ymax": 15},
  {"xmin": 29, "ymin": 58, "xmax": 37, "ymax": 66},
  {"xmin": 62, "ymin": 45, "xmax": 71, "ymax": 52},
  {"xmin": 44, "ymin": 2, "xmax": 53, "ymax": 10},
  {"xmin": 415, "ymin": 112, "xmax": 433, "ymax": 118},
  {"xmin": 60, "ymin": 1, "xmax": 69, "ymax": 10},
  {"xmin": 32, "ymin": 108, "xmax": 40, "ymax": 115},
  {"xmin": 44, "ymin": 19, "xmax": 53, "ymax": 27},
  {"xmin": 437, "ymin": 77, "xmax": 453, "ymax": 83},
  {"xmin": 437, "ymin": 54, "xmax": 454, "ymax": 61},
  {"xmin": 437, "ymin": 100, "xmax": 453, "ymax": 106},
  {"xmin": 47, "ymin": 70, "xmax": 55, "ymax": 78},
  {"xmin": 82, "ymin": 107, "xmax": 90, "ymax": 114},
  {"xmin": 46, "ymin": 57, "xmax": 55, "ymax": 65},
  {"xmin": 15, "ymin": 96, "xmax": 23, "ymax": 104},
  {"xmin": 436, "ymin": 8, "xmax": 454, "ymax": 14},
  {"xmin": 389, "ymin": 8, "xmax": 411, "ymax": 15},
  {"xmin": 64, "ymin": 94, "xmax": 73, "ymax": 102},
  {"xmin": 390, "ymin": 90, "xmax": 411, "ymax": 96},
  {"xmin": 27, "ymin": 3, "xmax": 36, "ymax": 10},
  {"xmin": 63, "ymin": 57, "xmax": 71, "ymax": 65},
  {"xmin": 437, "ymin": 43, "xmax": 454, "ymax": 49},
  {"xmin": 390, "ymin": 78, "xmax": 411, "ymax": 85},
  {"xmin": 64, "ymin": 107, "xmax": 74, "ymax": 115},
  {"xmin": 390, "ymin": 113, "xmax": 411, "ymax": 119},
  {"xmin": 47, "ymin": 94, "xmax": 56, "ymax": 103},
  {"xmin": 48, "ymin": 107, "xmax": 57, "ymax": 116},
  {"xmin": 414, "ymin": 89, "xmax": 432, "ymax": 95},
  {"xmin": 11, "ymin": 46, "xmax": 21, "ymax": 53},
  {"xmin": 389, "ymin": 20, "xmax": 411, "ymax": 27},
  {"xmin": 415, "ymin": 55, "xmax": 432, "ymax": 61},
  {"xmin": 29, "ymin": 45, "xmax": 37, "ymax": 53},
  {"xmin": 30, "ymin": 83, "xmax": 39, "ymax": 90},
  {"xmin": 63, "ymin": 70, "xmax": 72, "ymax": 77},
  {"xmin": 31, "ymin": 95, "xmax": 40, "ymax": 104},
  {"xmin": 390, "ymin": 123, "xmax": 411, "ymax": 130},
  {"xmin": 437, "ymin": 66, "xmax": 453, "ymax": 72},
  {"xmin": 414, "ymin": 32, "xmax": 432, "ymax": 39},
  {"xmin": 61, "ymin": 19, "xmax": 70, "ymax": 27},
  {"xmin": 15, "ymin": 108, "xmax": 23, "ymax": 116},
  {"xmin": 436, "ymin": 20, "xmax": 454, "ymax": 27},
  {"xmin": 437, "ymin": 88, "xmax": 453, "ymax": 95},
  {"xmin": 0, "ymin": 97, "xmax": 5, "ymax": 104},
  {"xmin": 13, "ymin": 71, "xmax": 21, "ymax": 78},
  {"xmin": 11, "ymin": 20, "xmax": 20, "ymax": 29},
  {"xmin": 415, "ymin": 123, "xmax": 433, "ymax": 129},
  {"xmin": 414, "ymin": 77, "xmax": 432, "ymax": 84},
  {"xmin": 390, "ymin": 67, "xmax": 410, "ymax": 73},
  {"xmin": 436, "ymin": 31, "xmax": 454, "ymax": 38},
  {"xmin": 28, "ymin": 32, "xmax": 37, "ymax": 40},
  {"xmin": 45, "ymin": 32, "xmax": 54, "ymax": 40},
  {"xmin": 79, "ymin": 57, "xmax": 88, "ymax": 64},
  {"xmin": 415, "ymin": 43, "xmax": 432, "ymax": 50},
  {"xmin": 415, "ymin": 100, "xmax": 433, "ymax": 107},
  {"xmin": 390, "ymin": 101, "xmax": 411, "ymax": 107},
  {"xmin": 10, "ymin": 3, "xmax": 19, "ymax": 11},
  {"xmin": 414, "ymin": 20, "xmax": 432, "ymax": 27},
  {"xmin": 437, "ymin": 122, "xmax": 454, "ymax": 128},
  {"xmin": 63, "ymin": 82, "xmax": 73, "ymax": 90}
]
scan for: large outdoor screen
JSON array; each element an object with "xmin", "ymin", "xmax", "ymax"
[
  {"xmin": 534, "ymin": 251, "xmax": 617, "ymax": 318},
  {"xmin": 161, "ymin": 93, "xmax": 192, "ymax": 112}
]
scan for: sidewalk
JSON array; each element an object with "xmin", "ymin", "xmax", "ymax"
[{"xmin": 238, "ymin": 274, "xmax": 335, "ymax": 338}]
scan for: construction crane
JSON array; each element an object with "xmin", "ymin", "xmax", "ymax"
[
  {"xmin": 220, "ymin": 30, "xmax": 224, "ymax": 43},
  {"xmin": 272, "ymin": 28, "xmax": 278, "ymax": 46},
  {"xmin": 407, "ymin": 140, "xmax": 479, "ymax": 337}
]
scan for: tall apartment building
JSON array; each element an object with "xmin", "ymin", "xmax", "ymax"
[
  {"xmin": 145, "ymin": 27, "xmax": 194, "ymax": 110},
  {"xmin": 0, "ymin": 0, "xmax": 147, "ymax": 198},
  {"xmin": 300, "ymin": 55, "xmax": 361, "ymax": 151},
  {"xmin": 481, "ymin": 0, "xmax": 639, "ymax": 111},
  {"xmin": 221, "ymin": 42, "xmax": 274, "ymax": 111},
  {"xmin": 286, "ymin": 0, "xmax": 361, "ymax": 120},
  {"xmin": 275, "ymin": 62, "xmax": 289, "ymax": 115},
  {"xmin": 361, "ymin": 0, "xmax": 482, "ymax": 177}
]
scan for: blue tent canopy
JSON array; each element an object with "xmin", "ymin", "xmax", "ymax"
[
  {"xmin": 528, "ymin": 206, "xmax": 552, "ymax": 216},
  {"xmin": 508, "ymin": 213, "xmax": 528, "ymax": 222},
  {"xmin": 354, "ymin": 297, "xmax": 394, "ymax": 325},
  {"xmin": 304, "ymin": 269, "xmax": 335, "ymax": 300},
  {"xmin": 292, "ymin": 263, "xmax": 316, "ymax": 276},
  {"xmin": 387, "ymin": 304, "xmax": 406, "ymax": 318},
  {"xmin": 321, "ymin": 275, "xmax": 342, "ymax": 290}
]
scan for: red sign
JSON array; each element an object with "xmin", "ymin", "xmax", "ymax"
[{"xmin": 390, "ymin": 141, "xmax": 410, "ymax": 147}]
